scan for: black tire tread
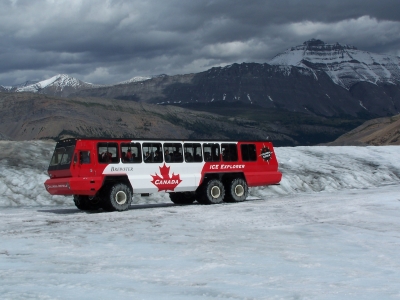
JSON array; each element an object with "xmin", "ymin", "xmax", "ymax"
[
  {"xmin": 102, "ymin": 183, "xmax": 132, "ymax": 212},
  {"xmin": 169, "ymin": 192, "xmax": 196, "ymax": 205},
  {"xmin": 196, "ymin": 179, "xmax": 225, "ymax": 205},
  {"xmin": 73, "ymin": 195, "xmax": 102, "ymax": 211},
  {"xmin": 225, "ymin": 178, "xmax": 248, "ymax": 202}
]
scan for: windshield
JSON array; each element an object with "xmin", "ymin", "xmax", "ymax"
[
  {"xmin": 48, "ymin": 139, "xmax": 76, "ymax": 171},
  {"xmin": 50, "ymin": 146, "xmax": 75, "ymax": 166}
]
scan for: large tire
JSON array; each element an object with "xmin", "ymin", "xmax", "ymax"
[
  {"xmin": 225, "ymin": 178, "xmax": 248, "ymax": 202},
  {"xmin": 103, "ymin": 183, "xmax": 132, "ymax": 212},
  {"xmin": 196, "ymin": 179, "xmax": 225, "ymax": 204},
  {"xmin": 169, "ymin": 192, "xmax": 196, "ymax": 205},
  {"xmin": 73, "ymin": 195, "xmax": 102, "ymax": 211}
]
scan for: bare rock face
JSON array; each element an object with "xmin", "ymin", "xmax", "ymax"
[{"xmin": 327, "ymin": 114, "xmax": 400, "ymax": 145}]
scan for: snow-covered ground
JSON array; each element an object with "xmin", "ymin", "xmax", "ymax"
[{"xmin": 1, "ymin": 141, "xmax": 400, "ymax": 299}]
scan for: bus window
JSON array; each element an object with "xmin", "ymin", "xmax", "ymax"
[
  {"xmin": 221, "ymin": 143, "xmax": 238, "ymax": 162},
  {"xmin": 241, "ymin": 144, "xmax": 257, "ymax": 161},
  {"xmin": 163, "ymin": 143, "xmax": 183, "ymax": 163},
  {"xmin": 203, "ymin": 143, "xmax": 220, "ymax": 162},
  {"xmin": 184, "ymin": 143, "xmax": 202, "ymax": 162},
  {"xmin": 98, "ymin": 142, "xmax": 119, "ymax": 163},
  {"xmin": 121, "ymin": 143, "xmax": 142, "ymax": 163},
  {"xmin": 143, "ymin": 143, "xmax": 163, "ymax": 163},
  {"xmin": 80, "ymin": 151, "xmax": 91, "ymax": 164}
]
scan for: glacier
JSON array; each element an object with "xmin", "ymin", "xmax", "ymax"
[{"xmin": 0, "ymin": 141, "xmax": 400, "ymax": 299}]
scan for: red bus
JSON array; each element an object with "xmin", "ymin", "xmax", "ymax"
[{"xmin": 44, "ymin": 138, "xmax": 282, "ymax": 211}]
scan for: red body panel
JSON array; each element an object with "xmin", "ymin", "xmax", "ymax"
[{"xmin": 199, "ymin": 141, "xmax": 281, "ymax": 186}]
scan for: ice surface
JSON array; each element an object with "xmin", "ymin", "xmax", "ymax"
[{"xmin": 0, "ymin": 141, "xmax": 400, "ymax": 299}]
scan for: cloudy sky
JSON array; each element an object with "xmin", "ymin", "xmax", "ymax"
[{"xmin": 1, "ymin": 0, "xmax": 400, "ymax": 86}]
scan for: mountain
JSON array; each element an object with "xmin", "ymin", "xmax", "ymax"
[
  {"xmin": 14, "ymin": 74, "xmax": 99, "ymax": 97},
  {"xmin": 62, "ymin": 39, "xmax": 400, "ymax": 118},
  {"xmin": 2, "ymin": 39, "xmax": 400, "ymax": 145},
  {"xmin": 269, "ymin": 39, "xmax": 400, "ymax": 90},
  {"xmin": 326, "ymin": 113, "xmax": 400, "ymax": 145},
  {"xmin": 3, "ymin": 39, "xmax": 400, "ymax": 118}
]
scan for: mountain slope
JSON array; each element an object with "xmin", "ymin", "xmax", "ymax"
[
  {"xmin": 0, "ymin": 92, "xmax": 296, "ymax": 143},
  {"xmin": 327, "ymin": 113, "xmax": 400, "ymax": 145}
]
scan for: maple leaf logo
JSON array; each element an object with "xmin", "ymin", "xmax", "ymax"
[{"xmin": 151, "ymin": 163, "xmax": 182, "ymax": 191}]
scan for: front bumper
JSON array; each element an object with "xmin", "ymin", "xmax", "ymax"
[{"xmin": 44, "ymin": 177, "xmax": 103, "ymax": 196}]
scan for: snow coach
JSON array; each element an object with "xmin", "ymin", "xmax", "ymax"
[{"xmin": 44, "ymin": 138, "xmax": 282, "ymax": 211}]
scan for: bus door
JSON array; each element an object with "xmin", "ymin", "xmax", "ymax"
[
  {"xmin": 71, "ymin": 141, "xmax": 94, "ymax": 178},
  {"xmin": 183, "ymin": 143, "xmax": 204, "ymax": 189}
]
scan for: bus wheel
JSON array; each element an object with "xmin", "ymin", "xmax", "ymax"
[
  {"xmin": 169, "ymin": 192, "xmax": 196, "ymax": 205},
  {"xmin": 73, "ymin": 195, "xmax": 101, "ymax": 210},
  {"xmin": 103, "ymin": 183, "xmax": 132, "ymax": 212},
  {"xmin": 225, "ymin": 178, "xmax": 248, "ymax": 202},
  {"xmin": 197, "ymin": 179, "xmax": 225, "ymax": 204}
]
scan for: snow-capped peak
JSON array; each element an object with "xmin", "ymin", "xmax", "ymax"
[
  {"xmin": 117, "ymin": 76, "xmax": 151, "ymax": 85},
  {"xmin": 16, "ymin": 74, "xmax": 96, "ymax": 93},
  {"xmin": 269, "ymin": 39, "xmax": 400, "ymax": 89}
]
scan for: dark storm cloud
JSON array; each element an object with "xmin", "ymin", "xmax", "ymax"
[{"xmin": 0, "ymin": 0, "xmax": 399, "ymax": 86}]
